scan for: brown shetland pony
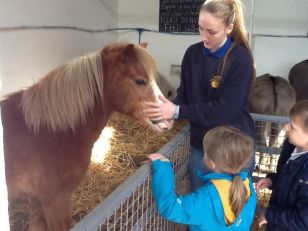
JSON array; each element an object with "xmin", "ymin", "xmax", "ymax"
[{"xmin": 1, "ymin": 42, "xmax": 171, "ymax": 231}]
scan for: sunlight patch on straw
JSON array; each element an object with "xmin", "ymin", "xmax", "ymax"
[{"xmin": 91, "ymin": 126, "xmax": 115, "ymax": 163}]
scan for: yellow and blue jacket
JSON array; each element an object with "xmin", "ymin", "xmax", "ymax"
[{"xmin": 151, "ymin": 159, "xmax": 256, "ymax": 231}]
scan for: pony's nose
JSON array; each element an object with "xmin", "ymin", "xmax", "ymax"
[
  {"xmin": 151, "ymin": 120, "xmax": 159, "ymax": 124},
  {"xmin": 151, "ymin": 120, "xmax": 170, "ymax": 131}
]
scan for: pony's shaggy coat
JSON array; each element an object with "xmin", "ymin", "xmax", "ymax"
[{"xmin": 1, "ymin": 42, "xmax": 167, "ymax": 231}]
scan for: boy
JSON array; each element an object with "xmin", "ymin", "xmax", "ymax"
[{"xmin": 256, "ymin": 100, "xmax": 308, "ymax": 230}]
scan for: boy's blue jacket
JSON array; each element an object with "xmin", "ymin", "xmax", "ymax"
[{"xmin": 151, "ymin": 159, "xmax": 257, "ymax": 231}]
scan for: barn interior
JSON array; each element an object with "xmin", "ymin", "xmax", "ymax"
[{"xmin": 0, "ymin": 0, "xmax": 308, "ymax": 231}]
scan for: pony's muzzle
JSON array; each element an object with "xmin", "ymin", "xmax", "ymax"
[{"xmin": 151, "ymin": 120, "xmax": 170, "ymax": 131}]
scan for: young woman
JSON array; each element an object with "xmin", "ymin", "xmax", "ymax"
[
  {"xmin": 144, "ymin": 0, "xmax": 256, "ymax": 191},
  {"xmin": 149, "ymin": 126, "xmax": 256, "ymax": 231}
]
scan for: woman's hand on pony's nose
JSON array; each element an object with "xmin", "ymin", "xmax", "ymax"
[{"xmin": 143, "ymin": 95, "xmax": 176, "ymax": 121}]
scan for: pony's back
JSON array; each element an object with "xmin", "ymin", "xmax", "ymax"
[{"xmin": 250, "ymin": 74, "xmax": 295, "ymax": 116}]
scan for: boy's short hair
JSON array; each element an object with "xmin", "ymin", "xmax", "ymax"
[{"xmin": 290, "ymin": 100, "xmax": 308, "ymax": 131}]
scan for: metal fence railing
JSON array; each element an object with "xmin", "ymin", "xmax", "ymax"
[
  {"xmin": 71, "ymin": 114, "xmax": 289, "ymax": 231},
  {"xmin": 251, "ymin": 113, "xmax": 289, "ymax": 180},
  {"xmin": 71, "ymin": 126, "xmax": 190, "ymax": 231}
]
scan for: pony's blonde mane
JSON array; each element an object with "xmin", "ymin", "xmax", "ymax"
[{"xmin": 21, "ymin": 52, "xmax": 104, "ymax": 133}]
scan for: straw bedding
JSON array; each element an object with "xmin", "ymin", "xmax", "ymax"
[{"xmin": 71, "ymin": 113, "xmax": 188, "ymax": 224}]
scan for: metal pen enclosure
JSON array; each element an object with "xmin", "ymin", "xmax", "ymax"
[{"xmin": 71, "ymin": 113, "xmax": 289, "ymax": 231}]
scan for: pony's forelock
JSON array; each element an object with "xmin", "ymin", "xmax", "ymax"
[
  {"xmin": 21, "ymin": 51, "xmax": 104, "ymax": 133},
  {"xmin": 134, "ymin": 44, "xmax": 158, "ymax": 82}
]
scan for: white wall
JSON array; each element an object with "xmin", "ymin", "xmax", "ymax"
[
  {"xmin": 253, "ymin": 37, "xmax": 308, "ymax": 78},
  {"xmin": 251, "ymin": 0, "xmax": 308, "ymax": 77},
  {"xmin": 0, "ymin": 0, "xmax": 118, "ymax": 96},
  {"xmin": 1, "ymin": 0, "xmax": 307, "ymax": 93},
  {"xmin": 252, "ymin": 0, "xmax": 307, "ymax": 35},
  {"xmin": 118, "ymin": 0, "xmax": 308, "ymax": 87}
]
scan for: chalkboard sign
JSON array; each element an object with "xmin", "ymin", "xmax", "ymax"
[{"xmin": 159, "ymin": 0, "xmax": 204, "ymax": 32}]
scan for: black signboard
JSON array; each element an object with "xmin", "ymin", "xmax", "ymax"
[{"xmin": 159, "ymin": 0, "xmax": 204, "ymax": 32}]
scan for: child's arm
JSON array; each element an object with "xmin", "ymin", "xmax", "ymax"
[
  {"xmin": 149, "ymin": 153, "xmax": 209, "ymax": 226},
  {"xmin": 256, "ymin": 178, "xmax": 272, "ymax": 193}
]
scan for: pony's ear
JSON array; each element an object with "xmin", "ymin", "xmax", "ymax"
[
  {"xmin": 140, "ymin": 42, "xmax": 148, "ymax": 48},
  {"xmin": 122, "ymin": 44, "xmax": 136, "ymax": 61}
]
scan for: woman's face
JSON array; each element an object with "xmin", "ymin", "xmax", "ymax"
[{"xmin": 198, "ymin": 10, "xmax": 233, "ymax": 52}]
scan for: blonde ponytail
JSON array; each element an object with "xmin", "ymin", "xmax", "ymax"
[
  {"xmin": 230, "ymin": 175, "xmax": 248, "ymax": 217},
  {"xmin": 203, "ymin": 126, "xmax": 254, "ymax": 217},
  {"xmin": 228, "ymin": 0, "xmax": 249, "ymax": 50}
]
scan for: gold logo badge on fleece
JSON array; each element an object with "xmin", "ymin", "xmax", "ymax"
[{"xmin": 210, "ymin": 75, "xmax": 222, "ymax": 88}]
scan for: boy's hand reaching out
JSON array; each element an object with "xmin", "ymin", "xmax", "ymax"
[{"xmin": 256, "ymin": 178, "xmax": 272, "ymax": 193}]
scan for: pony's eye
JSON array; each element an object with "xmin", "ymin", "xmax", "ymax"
[{"xmin": 135, "ymin": 79, "xmax": 146, "ymax": 86}]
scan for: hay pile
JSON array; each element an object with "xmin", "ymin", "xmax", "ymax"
[{"xmin": 71, "ymin": 113, "xmax": 188, "ymax": 223}]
